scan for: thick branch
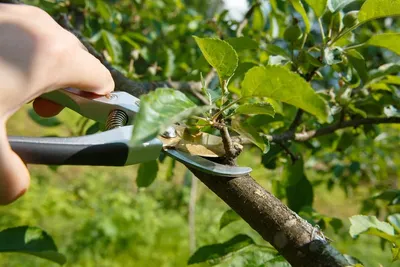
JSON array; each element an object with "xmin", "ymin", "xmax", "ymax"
[{"xmin": 190, "ymin": 170, "xmax": 349, "ymax": 267}]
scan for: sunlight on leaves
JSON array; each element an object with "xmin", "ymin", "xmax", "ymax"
[
  {"xmin": 289, "ymin": 0, "xmax": 310, "ymax": 33},
  {"xmin": 304, "ymin": 0, "xmax": 327, "ymax": 17},
  {"xmin": 365, "ymin": 33, "xmax": 400, "ymax": 56},
  {"xmin": 193, "ymin": 36, "xmax": 238, "ymax": 83},
  {"xmin": 349, "ymin": 215, "xmax": 396, "ymax": 242},
  {"xmin": 131, "ymin": 88, "xmax": 212, "ymax": 145},
  {"xmin": 234, "ymin": 103, "xmax": 275, "ymax": 117},
  {"xmin": 328, "ymin": 0, "xmax": 358, "ymax": 13},
  {"xmin": 358, "ymin": 0, "xmax": 400, "ymax": 23},
  {"xmin": 241, "ymin": 66, "xmax": 329, "ymax": 122}
]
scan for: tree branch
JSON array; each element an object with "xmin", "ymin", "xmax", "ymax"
[
  {"xmin": 274, "ymin": 116, "xmax": 400, "ymax": 142},
  {"xmin": 234, "ymin": 117, "xmax": 400, "ymax": 145},
  {"xmin": 189, "ymin": 171, "xmax": 350, "ymax": 266}
]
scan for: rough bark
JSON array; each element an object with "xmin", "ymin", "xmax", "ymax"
[{"xmin": 189, "ymin": 171, "xmax": 350, "ymax": 267}]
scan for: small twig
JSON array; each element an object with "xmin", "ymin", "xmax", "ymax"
[
  {"xmin": 277, "ymin": 141, "xmax": 298, "ymax": 164},
  {"xmin": 318, "ymin": 18, "xmax": 326, "ymax": 44},
  {"xmin": 289, "ymin": 109, "xmax": 304, "ymax": 131},
  {"xmin": 204, "ymin": 69, "xmax": 216, "ymax": 87},
  {"xmin": 236, "ymin": 19, "xmax": 248, "ymax": 37},
  {"xmin": 214, "ymin": 123, "xmax": 241, "ymax": 164},
  {"xmin": 188, "ymin": 87, "xmax": 210, "ymax": 105},
  {"xmin": 236, "ymin": 2, "xmax": 260, "ymax": 37}
]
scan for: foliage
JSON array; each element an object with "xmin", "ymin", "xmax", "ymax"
[{"xmin": 2, "ymin": 0, "xmax": 400, "ymax": 266}]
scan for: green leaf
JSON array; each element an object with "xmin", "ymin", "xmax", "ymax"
[
  {"xmin": 85, "ymin": 122, "xmax": 100, "ymax": 135},
  {"xmin": 265, "ymin": 44, "xmax": 290, "ymax": 58},
  {"xmin": 220, "ymin": 210, "xmax": 241, "ymax": 230},
  {"xmin": 163, "ymin": 48, "xmax": 176, "ymax": 77},
  {"xmin": 96, "ymin": 0, "xmax": 111, "ymax": 21},
  {"xmin": 334, "ymin": 130, "xmax": 354, "ymax": 152},
  {"xmin": 241, "ymin": 66, "xmax": 329, "ymax": 122},
  {"xmin": 193, "ymin": 36, "xmax": 238, "ymax": 82},
  {"xmin": 383, "ymin": 75, "xmax": 400, "ymax": 85},
  {"xmin": 289, "ymin": 0, "xmax": 310, "ymax": 33},
  {"xmin": 369, "ymin": 63, "xmax": 400, "ymax": 80},
  {"xmin": 349, "ymin": 215, "xmax": 397, "ymax": 243},
  {"xmin": 372, "ymin": 189, "xmax": 400, "ymax": 202},
  {"xmin": 0, "ymin": 226, "xmax": 66, "ymax": 265},
  {"xmin": 358, "ymin": 0, "xmax": 400, "ymax": 23},
  {"xmin": 252, "ymin": 5, "xmax": 265, "ymax": 31},
  {"xmin": 130, "ymin": 88, "xmax": 211, "ymax": 145},
  {"xmin": 27, "ymin": 109, "xmax": 61, "ymax": 127},
  {"xmin": 365, "ymin": 33, "xmax": 400, "ymax": 56},
  {"xmin": 235, "ymin": 103, "xmax": 275, "ymax": 117},
  {"xmin": 283, "ymin": 156, "xmax": 304, "ymax": 186},
  {"xmin": 226, "ymin": 37, "xmax": 258, "ymax": 52},
  {"xmin": 136, "ymin": 160, "xmax": 159, "ymax": 187},
  {"xmin": 304, "ymin": 0, "xmax": 327, "ymax": 17},
  {"xmin": 392, "ymin": 246, "xmax": 400, "ymax": 262},
  {"xmin": 187, "ymin": 234, "xmax": 255, "ymax": 265},
  {"xmin": 328, "ymin": 0, "xmax": 358, "ymax": 13},
  {"xmin": 101, "ymin": 30, "xmax": 122, "ymax": 63},
  {"xmin": 286, "ymin": 175, "xmax": 314, "ymax": 213},
  {"xmin": 388, "ymin": 214, "xmax": 400, "ymax": 233},
  {"xmin": 232, "ymin": 119, "xmax": 270, "ymax": 153},
  {"xmin": 346, "ymin": 50, "xmax": 369, "ymax": 83},
  {"xmin": 261, "ymin": 144, "xmax": 283, "ymax": 170}
]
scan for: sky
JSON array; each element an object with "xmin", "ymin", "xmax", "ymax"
[{"xmin": 224, "ymin": 0, "xmax": 249, "ymax": 20}]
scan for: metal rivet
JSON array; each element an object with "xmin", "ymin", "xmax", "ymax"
[{"xmin": 161, "ymin": 126, "xmax": 177, "ymax": 138}]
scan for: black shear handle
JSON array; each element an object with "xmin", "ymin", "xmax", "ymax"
[
  {"xmin": 8, "ymin": 133, "xmax": 130, "ymax": 167},
  {"xmin": 9, "ymin": 136, "xmax": 129, "ymax": 166}
]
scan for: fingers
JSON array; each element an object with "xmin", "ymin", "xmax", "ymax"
[
  {"xmin": 0, "ymin": 123, "xmax": 30, "ymax": 205},
  {"xmin": 33, "ymin": 98, "xmax": 64, "ymax": 117},
  {"xmin": 58, "ymin": 47, "xmax": 115, "ymax": 95}
]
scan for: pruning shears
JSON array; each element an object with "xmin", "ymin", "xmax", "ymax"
[{"xmin": 8, "ymin": 89, "xmax": 252, "ymax": 177}]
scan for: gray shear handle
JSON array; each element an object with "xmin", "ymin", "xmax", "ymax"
[{"xmin": 9, "ymin": 136, "xmax": 129, "ymax": 166}]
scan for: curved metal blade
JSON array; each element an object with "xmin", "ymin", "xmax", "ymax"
[{"xmin": 163, "ymin": 149, "xmax": 252, "ymax": 177}]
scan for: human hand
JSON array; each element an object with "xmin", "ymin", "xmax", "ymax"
[{"xmin": 0, "ymin": 3, "xmax": 115, "ymax": 204}]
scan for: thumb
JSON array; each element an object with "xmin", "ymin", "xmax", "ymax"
[
  {"xmin": 0, "ymin": 122, "xmax": 30, "ymax": 205},
  {"xmin": 57, "ymin": 48, "xmax": 115, "ymax": 95}
]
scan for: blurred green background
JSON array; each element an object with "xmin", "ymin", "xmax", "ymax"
[{"xmin": 1, "ymin": 0, "xmax": 400, "ymax": 266}]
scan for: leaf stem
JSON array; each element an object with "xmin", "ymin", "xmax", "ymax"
[
  {"xmin": 212, "ymin": 98, "xmax": 242, "ymax": 121},
  {"xmin": 318, "ymin": 18, "xmax": 326, "ymax": 45},
  {"xmin": 329, "ymin": 24, "xmax": 360, "ymax": 46},
  {"xmin": 301, "ymin": 33, "xmax": 308, "ymax": 50},
  {"xmin": 344, "ymin": 42, "xmax": 366, "ymax": 51}
]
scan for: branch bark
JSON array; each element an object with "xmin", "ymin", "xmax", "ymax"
[{"xmin": 189, "ymin": 171, "xmax": 349, "ymax": 266}]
